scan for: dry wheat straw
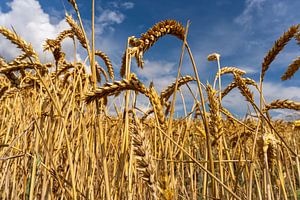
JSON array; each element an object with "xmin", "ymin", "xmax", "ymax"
[{"xmin": 281, "ymin": 56, "xmax": 300, "ymax": 80}]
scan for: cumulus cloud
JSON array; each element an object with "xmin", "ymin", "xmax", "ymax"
[{"xmin": 0, "ymin": 0, "xmax": 76, "ymax": 62}]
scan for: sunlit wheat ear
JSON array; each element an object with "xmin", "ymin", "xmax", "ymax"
[
  {"xmin": 261, "ymin": 24, "xmax": 299, "ymax": 81},
  {"xmin": 0, "ymin": 61, "xmax": 51, "ymax": 75},
  {"xmin": 215, "ymin": 66, "xmax": 246, "ymax": 79},
  {"xmin": 0, "ymin": 26, "xmax": 39, "ymax": 62},
  {"xmin": 221, "ymin": 77, "xmax": 258, "ymax": 99},
  {"xmin": 148, "ymin": 83, "xmax": 166, "ymax": 127},
  {"xmin": 120, "ymin": 20, "xmax": 185, "ymax": 77},
  {"xmin": 85, "ymin": 73, "xmax": 149, "ymax": 103},
  {"xmin": 207, "ymin": 52, "xmax": 220, "ymax": 61},
  {"xmin": 43, "ymin": 30, "xmax": 74, "ymax": 65},
  {"xmin": 206, "ymin": 84, "xmax": 223, "ymax": 143},
  {"xmin": 130, "ymin": 113, "xmax": 161, "ymax": 199},
  {"xmin": 265, "ymin": 99, "xmax": 300, "ymax": 111},
  {"xmin": 142, "ymin": 75, "xmax": 195, "ymax": 121},
  {"xmin": 281, "ymin": 56, "xmax": 300, "ymax": 80},
  {"xmin": 68, "ymin": 0, "xmax": 79, "ymax": 12},
  {"xmin": 233, "ymin": 74, "xmax": 254, "ymax": 102},
  {"xmin": 261, "ymin": 133, "xmax": 279, "ymax": 173},
  {"xmin": 95, "ymin": 50, "xmax": 114, "ymax": 81},
  {"xmin": 65, "ymin": 13, "xmax": 87, "ymax": 49},
  {"xmin": 160, "ymin": 75, "xmax": 196, "ymax": 100}
]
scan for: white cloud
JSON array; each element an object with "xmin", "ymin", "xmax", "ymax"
[
  {"xmin": 97, "ymin": 10, "xmax": 125, "ymax": 24},
  {"xmin": 135, "ymin": 59, "xmax": 177, "ymax": 91},
  {"xmin": 0, "ymin": 0, "xmax": 75, "ymax": 62},
  {"xmin": 121, "ymin": 2, "xmax": 135, "ymax": 9},
  {"xmin": 234, "ymin": 0, "xmax": 266, "ymax": 26},
  {"xmin": 108, "ymin": 1, "xmax": 135, "ymax": 10}
]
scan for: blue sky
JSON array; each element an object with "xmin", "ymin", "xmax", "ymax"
[{"xmin": 0, "ymin": 0, "xmax": 300, "ymax": 119}]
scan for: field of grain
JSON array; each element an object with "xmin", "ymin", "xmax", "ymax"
[{"xmin": 0, "ymin": 0, "xmax": 300, "ymax": 199}]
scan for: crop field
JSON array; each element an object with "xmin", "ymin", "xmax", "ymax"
[{"xmin": 0, "ymin": 0, "xmax": 300, "ymax": 199}]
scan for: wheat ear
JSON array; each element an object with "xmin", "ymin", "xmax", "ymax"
[
  {"xmin": 0, "ymin": 26, "xmax": 39, "ymax": 62},
  {"xmin": 265, "ymin": 99, "xmax": 300, "ymax": 111},
  {"xmin": 206, "ymin": 84, "xmax": 223, "ymax": 142},
  {"xmin": 261, "ymin": 24, "xmax": 299, "ymax": 81},
  {"xmin": 130, "ymin": 113, "xmax": 161, "ymax": 199},
  {"xmin": 160, "ymin": 75, "xmax": 196, "ymax": 100},
  {"xmin": 95, "ymin": 50, "xmax": 114, "ymax": 80},
  {"xmin": 233, "ymin": 74, "xmax": 254, "ymax": 102},
  {"xmin": 120, "ymin": 20, "xmax": 185, "ymax": 77},
  {"xmin": 214, "ymin": 66, "xmax": 246, "ymax": 84},
  {"xmin": 281, "ymin": 56, "xmax": 300, "ymax": 80},
  {"xmin": 65, "ymin": 13, "xmax": 87, "ymax": 49}
]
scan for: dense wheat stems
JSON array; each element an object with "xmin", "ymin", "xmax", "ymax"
[{"xmin": 0, "ymin": 3, "xmax": 299, "ymax": 199}]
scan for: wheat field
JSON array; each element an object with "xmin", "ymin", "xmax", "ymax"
[{"xmin": 0, "ymin": 0, "xmax": 300, "ymax": 199}]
